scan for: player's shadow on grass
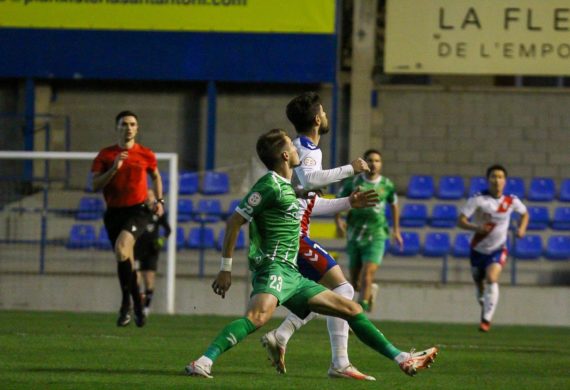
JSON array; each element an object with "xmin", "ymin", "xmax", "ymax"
[{"xmin": 23, "ymin": 367, "xmax": 178, "ymax": 376}]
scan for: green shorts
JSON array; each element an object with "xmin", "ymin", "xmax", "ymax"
[
  {"xmin": 347, "ymin": 239, "xmax": 386, "ymax": 269},
  {"xmin": 251, "ymin": 262, "xmax": 327, "ymax": 319}
]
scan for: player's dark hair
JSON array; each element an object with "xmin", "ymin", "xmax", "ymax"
[
  {"xmin": 486, "ymin": 164, "xmax": 508, "ymax": 178},
  {"xmin": 115, "ymin": 110, "xmax": 138, "ymax": 125},
  {"xmin": 256, "ymin": 129, "xmax": 289, "ymax": 170},
  {"xmin": 286, "ymin": 92, "xmax": 322, "ymax": 133},
  {"xmin": 363, "ymin": 149, "xmax": 382, "ymax": 160}
]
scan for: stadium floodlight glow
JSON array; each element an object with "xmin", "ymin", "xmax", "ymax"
[{"xmin": 0, "ymin": 150, "xmax": 179, "ymax": 314}]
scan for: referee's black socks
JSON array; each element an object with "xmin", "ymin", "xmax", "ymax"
[
  {"xmin": 117, "ymin": 260, "xmax": 132, "ymax": 310},
  {"xmin": 144, "ymin": 289, "xmax": 154, "ymax": 308}
]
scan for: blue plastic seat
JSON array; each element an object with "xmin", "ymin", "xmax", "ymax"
[
  {"xmin": 559, "ymin": 179, "xmax": 570, "ymax": 202},
  {"xmin": 187, "ymin": 227, "xmax": 215, "ymax": 249},
  {"xmin": 505, "ymin": 177, "xmax": 525, "ymax": 199},
  {"xmin": 400, "ymin": 203, "xmax": 428, "ymax": 227},
  {"xmin": 194, "ymin": 199, "xmax": 223, "ymax": 223},
  {"xmin": 217, "ymin": 228, "xmax": 245, "ymax": 250},
  {"xmin": 468, "ymin": 176, "xmax": 487, "ymax": 197},
  {"xmin": 226, "ymin": 199, "xmax": 241, "ymax": 217},
  {"xmin": 76, "ymin": 197, "xmax": 105, "ymax": 221},
  {"xmin": 175, "ymin": 227, "xmax": 185, "ymax": 250},
  {"xmin": 513, "ymin": 235, "xmax": 542, "ymax": 260},
  {"xmin": 95, "ymin": 226, "xmax": 112, "ymax": 250},
  {"xmin": 202, "ymin": 171, "xmax": 230, "ymax": 195},
  {"xmin": 452, "ymin": 233, "xmax": 471, "ymax": 258},
  {"xmin": 177, "ymin": 199, "xmax": 194, "ymax": 222},
  {"xmin": 437, "ymin": 176, "xmax": 465, "ymax": 200},
  {"xmin": 527, "ymin": 177, "xmax": 556, "ymax": 202},
  {"xmin": 179, "ymin": 172, "xmax": 199, "ymax": 195},
  {"xmin": 552, "ymin": 207, "xmax": 570, "ymax": 230},
  {"xmin": 406, "ymin": 175, "xmax": 434, "ymax": 199},
  {"xmin": 67, "ymin": 224, "xmax": 96, "ymax": 249},
  {"xmin": 391, "ymin": 231, "xmax": 420, "ymax": 256},
  {"xmin": 527, "ymin": 206, "xmax": 549, "ymax": 231},
  {"xmin": 430, "ymin": 204, "xmax": 458, "ymax": 228},
  {"xmin": 545, "ymin": 236, "xmax": 570, "ymax": 261},
  {"xmin": 423, "ymin": 232, "xmax": 451, "ymax": 257},
  {"xmin": 160, "ymin": 171, "xmax": 170, "ymax": 194},
  {"xmin": 385, "ymin": 204, "xmax": 393, "ymax": 227}
]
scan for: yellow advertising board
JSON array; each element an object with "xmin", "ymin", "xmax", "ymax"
[
  {"xmin": 385, "ymin": 0, "xmax": 570, "ymax": 75},
  {"xmin": 0, "ymin": 0, "xmax": 335, "ymax": 34}
]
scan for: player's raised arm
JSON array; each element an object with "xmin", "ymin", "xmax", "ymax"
[{"xmin": 212, "ymin": 211, "xmax": 247, "ymax": 298}]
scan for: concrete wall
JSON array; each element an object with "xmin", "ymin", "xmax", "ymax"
[
  {"xmin": 372, "ymin": 86, "xmax": 570, "ymax": 190},
  {"xmin": 1, "ymin": 273, "xmax": 568, "ymax": 327}
]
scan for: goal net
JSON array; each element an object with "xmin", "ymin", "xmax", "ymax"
[{"xmin": 0, "ymin": 151, "xmax": 179, "ymax": 313}]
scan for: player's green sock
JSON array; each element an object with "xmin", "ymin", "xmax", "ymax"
[
  {"xmin": 359, "ymin": 300, "xmax": 370, "ymax": 312},
  {"xmin": 347, "ymin": 312, "xmax": 401, "ymax": 359},
  {"xmin": 204, "ymin": 317, "xmax": 257, "ymax": 361}
]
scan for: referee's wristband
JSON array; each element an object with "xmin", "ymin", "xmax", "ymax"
[
  {"xmin": 220, "ymin": 257, "xmax": 233, "ymax": 272},
  {"xmin": 156, "ymin": 198, "xmax": 165, "ymax": 205}
]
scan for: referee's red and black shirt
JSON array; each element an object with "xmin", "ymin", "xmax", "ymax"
[{"xmin": 91, "ymin": 144, "xmax": 158, "ymax": 208}]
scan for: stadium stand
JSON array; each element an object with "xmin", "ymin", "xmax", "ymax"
[
  {"xmin": 505, "ymin": 177, "xmax": 525, "ymax": 199},
  {"xmin": 527, "ymin": 177, "xmax": 556, "ymax": 202},
  {"xmin": 391, "ymin": 231, "xmax": 420, "ymax": 256},
  {"xmin": 437, "ymin": 175, "xmax": 465, "ymax": 200},
  {"xmin": 552, "ymin": 207, "xmax": 570, "ymax": 230},
  {"xmin": 513, "ymin": 235, "xmax": 543, "ymax": 260},
  {"xmin": 179, "ymin": 171, "xmax": 199, "ymax": 195},
  {"xmin": 430, "ymin": 204, "xmax": 458, "ymax": 228},
  {"xmin": 67, "ymin": 224, "xmax": 96, "ymax": 249},
  {"xmin": 226, "ymin": 199, "xmax": 241, "ymax": 217},
  {"xmin": 467, "ymin": 176, "xmax": 487, "ymax": 197},
  {"xmin": 76, "ymin": 196, "xmax": 104, "ymax": 221},
  {"xmin": 527, "ymin": 206, "xmax": 550, "ymax": 231},
  {"xmin": 187, "ymin": 227, "xmax": 216, "ymax": 249},
  {"xmin": 193, "ymin": 199, "xmax": 222, "ymax": 223},
  {"xmin": 452, "ymin": 233, "xmax": 471, "ymax": 258},
  {"xmin": 177, "ymin": 199, "xmax": 193, "ymax": 222},
  {"xmin": 95, "ymin": 226, "xmax": 112, "ymax": 250},
  {"xmin": 201, "ymin": 171, "xmax": 230, "ymax": 195},
  {"xmin": 544, "ymin": 236, "xmax": 570, "ymax": 261},
  {"xmin": 406, "ymin": 175, "xmax": 434, "ymax": 199},
  {"xmin": 160, "ymin": 171, "xmax": 170, "ymax": 194},
  {"xmin": 216, "ymin": 228, "xmax": 245, "ymax": 250},
  {"xmin": 400, "ymin": 203, "xmax": 428, "ymax": 227},
  {"xmin": 423, "ymin": 232, "xmax": 451, "ymax": 257},
  {"xmin": 558, "ymin": 179, "xmax": 570, "ymax": 202}
]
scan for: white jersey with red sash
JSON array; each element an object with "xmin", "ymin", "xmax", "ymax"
[{"xmin": 460, "ymin": 190, "xmax": 527, "ymax": 254}]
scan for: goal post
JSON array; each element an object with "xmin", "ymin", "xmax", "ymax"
[{"xmin": 0, "ymin": 150, "xmax": 179, "ymax": 314}]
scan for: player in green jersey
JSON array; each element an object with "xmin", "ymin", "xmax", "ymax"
[
  {"xmin": 336, "ymin": 149, "xmax": 403, "ymax": 312},
  {"xmin": 185, "ymin": 130, "xmax": 438, "ymax": 379}
]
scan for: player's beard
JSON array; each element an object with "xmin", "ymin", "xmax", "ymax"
[{"xmin": 318, "ymin": 122, "xmax": 330, "ymax": 135}]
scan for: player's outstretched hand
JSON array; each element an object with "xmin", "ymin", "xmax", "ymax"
[
  {"xmin": 351, "ymin": 158, "xmax": 370, "ymax": 173},
  {"xmin": 212, "ymin": 271, "xmax": 232, "ymax": 298},
  {"xmin": 349, "ymin": 189, "xmax": 379, "ymax": 208}
]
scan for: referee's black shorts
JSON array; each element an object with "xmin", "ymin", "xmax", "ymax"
[{"xmin": 104, "ymin": 204, "xmax": 151, "ymax": 248}]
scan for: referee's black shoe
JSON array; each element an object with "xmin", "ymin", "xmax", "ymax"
[
  {"xmin": 134, "ymin": 308, "xmax": 146, "ymax": 327},
  {"xmin": 117, "ymin": 307, "xmax": 131, "ymax": 327}
]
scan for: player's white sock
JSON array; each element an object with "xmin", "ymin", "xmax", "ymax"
[
  {"xmin": 394, "ymin": 351, "xmax": 410, "ymax": 364},
  {"xmin": 327, "ymin": 282, "xmax": 354, "ymax": 369},
  {"xmin": 482, "ymin": 282, "xmax": 499, "ymax": 322},
  {"xmin": 274, "ymin": 311, "xmax": 318, "ymax": 346},
  {"xmin": 196, "ymin": 355, "xmax": 213, "ymax": 369}
]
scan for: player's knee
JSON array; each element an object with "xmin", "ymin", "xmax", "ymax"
[
  {"xmin": 114, "ymin": 240, "xmax": 131, "ymax": 260},
  {"xmin": 246, "ymin": 312, "xmax": 270, "ymax": 328}
]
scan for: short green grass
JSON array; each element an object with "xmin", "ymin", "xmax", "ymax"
[{"xmin": 0, "ymin": 311, "xmax": 568, "ymax": 389}]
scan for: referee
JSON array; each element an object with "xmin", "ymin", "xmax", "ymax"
[{"xmin": 91, "ymin": 110, "xmax": 164, "ymax": 327}]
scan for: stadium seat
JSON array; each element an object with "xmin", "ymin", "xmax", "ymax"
[
  {"xmin": 202, "ymin": 171, "xmax": 230, "ymax": 195},
  {"xmin": 391, "ymin": 231, "xmax": 420, "ymax": 256},
  {"xmin": 216, "ymin": 228, "xmax": 245, "ymax": 250},
  {"xmin": 468, "ymin": 176, "xmax": 487, "ymax": 197},
  {"xmin": 545, "ymin": 236, "xmax": 570, "ymax": 261},
  {"xmin": 177, "ymin": 199, "xmax": 194, "ymax": 222},
  {"xmin": 505, "ymin": 177, "xmax": 525, "ymax": 199},
  {"xmin": 527, "ymin": 177, "xmax": 556, "ymax": 202},
  {"xmin": 558, "ymin": 179, "xmax": 570, "ymax": 202},
  {"xmin": 76, "ymin": 197, "xmax": 105, "ymax": 221},
  {"xmin": 179, "ymin": 172, "xmax": 199, "ymax": 195},
  {"xmin": 187, "ymin": 227, "xmax": 216, "ymax": 249},
  {"xmin": 67, "ymin": 224, "xmax": 96, "ymax": 249},
  {"xmin": 226, "ymin": 199, "xmax": 241, "ymax": 217},
  {"xmin": 385, "ymin": 204, "xmax": 393, "ymax": 227},
  {"xmin": 175, "ymin": 227, "xmax": 185, "ymax": 250},
  {"xmin": 423, "ymin": 232, "xmax": 451, "ymax": 257},
  {"xmin": 94, "ymin": 226, "xmax": 112, "ymax": 250},
  {"xmin": 512, "ymin": 235, "xmax": 542, "ymax": 260},
  {"xmin": 437, "ymin": 175, "xmax": 465, "ymax": 200},
  {"xmin": 193, "ymin": 199, "xmax": 223, "ymax": 223},
  {"xmin": 527, "ymin": 206, "xmax": 550, "ymax": 231},
  {"xmin": 452, "ymin": 233, "xmax": 471, "ymax": 258},
  {"xmin": 400, "ymin": 203, "xmax": 428, "ymax": 227},
  {"xmin": 406, "ymin": 175, "xmax": 434, "ymax": 199},
  {"xmin": 85, "ymin": 172, "xmax": 94, "ymax": 193},
  {"xmin": 160, "ymin": 171, "xmax": 170, "ymax": 194},
  {"xmin": 430, "ymin": 204, "xmax": 458, "ymax": 228},
  {"xmin": 552, "ymin": 207, "xmax": 570, "ymax": 230}
]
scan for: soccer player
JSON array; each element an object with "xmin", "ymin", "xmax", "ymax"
[
  {"xmin": 335, "ymin": 149, "xmax": 403, "ymax": 313},
  {"xmin": 458, "ymin": 164, "xmax": 529, "ymax": 332},
  {"xmin": 91, "ymin": 111, "xmax": 164, "ymax": 327},
  {"xmin": 262, "ymin": 92, "xmax": 374, "ymax": 380},
  {"xmin": 185, "ymin": 129, "xmax": 438, "ymax": 379},
  {"xmin": 135, "ymin": 188, "xmax": 171, "ymax": 317}
]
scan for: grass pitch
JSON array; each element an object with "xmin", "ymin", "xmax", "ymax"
[{"xmin": 0, "ymin": 310, "xmax": 568, "ymax": 389}]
